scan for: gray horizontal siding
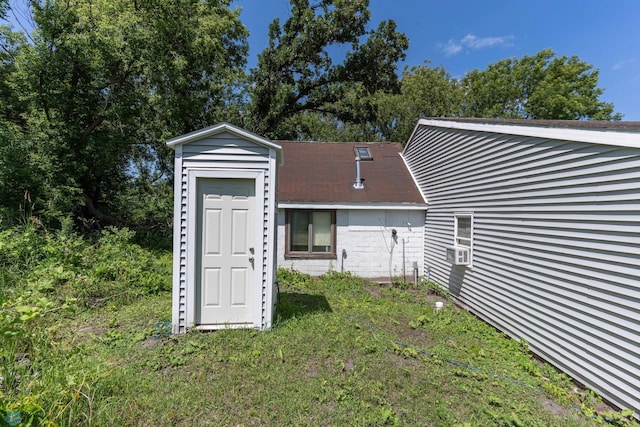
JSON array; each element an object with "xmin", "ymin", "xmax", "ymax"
[{"xmin": 405, "ymin": 125, "xmax": 640, "ymax": 414}]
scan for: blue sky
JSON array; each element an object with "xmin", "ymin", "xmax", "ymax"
[{"xmin": 236, "ymin": 0, "xmax": 640, "ymax": 120}]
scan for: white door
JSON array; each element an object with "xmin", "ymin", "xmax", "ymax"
[{"xmin": 196, "ymin": 178, "xmax": 255, "ymax": 326}]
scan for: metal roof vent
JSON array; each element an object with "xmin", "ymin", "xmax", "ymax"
[{"xmin": 353, "ymin": 156, "xmax": 364, "ymax": 189}]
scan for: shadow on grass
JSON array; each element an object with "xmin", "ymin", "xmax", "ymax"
[{"xmin": 276, "ymin": 292, "xmax": 333, "ymax": 322}]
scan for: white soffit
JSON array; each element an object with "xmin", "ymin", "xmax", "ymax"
[
  {"xmin": 418, "ymin": 119, "xmax": 640, "ymax": 149},
  {"xmin": 278, "ymin": 202, "xmax": 428, "ymax": 210}
]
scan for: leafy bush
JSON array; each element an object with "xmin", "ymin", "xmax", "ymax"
[
  {"xmin": 71, "ymin": 227, "xmax": 171, "ymax": 307},
  {"xmin": 0, "ymin": 224, "xmax": 172, "ymax": 425},
  {"xmin": 276, "ymin": 267, "xmax": 313, "ymax": 288},
  {"xmin": 318, "ymin": 270, "xmax": 364, "ymax": 292}
]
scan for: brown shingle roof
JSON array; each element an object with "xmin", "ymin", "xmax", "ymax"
[{"xmin": 278, "ymin": 141, "xmax": 425, "ymax": 205}]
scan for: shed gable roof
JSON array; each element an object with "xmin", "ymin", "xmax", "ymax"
[
  {"xmin": 278, "ymin": 141, "xmax": 425, "ymax": 206},
  {"xmin": 166, "ymin": 122, "xmax": 282, "ymax": 162}
]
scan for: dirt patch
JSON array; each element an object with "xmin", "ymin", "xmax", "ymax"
[
  {"xmin": 342, "ymin": 359, "xmax": 354, "ymax": 373},
  {"xmin": 424, "ymin": 293, "xmax": 445, "ymax": 303},
  {"xmin": 75, "ymin": 324, "xmax": 106, "ymax": 343},
  {"xmin": 141, "ymin": 337, "xmax": 163, "ymax": 348},
  {"xmin": 594, "ymin": 402, "xmax": 615, "ymax": 414},
  {"xmin": 305, "ymin": 365, "xmax": 320, "ymax": 378},
  {"xmin": 540, "ymin": 396, "xmax": 574, "ymax": 418},
  {"xmin": 364, "ymin": 284, "xmax": 381, "ymax": 298},
  {"xmin": 384, "ymin": 315, "xmax": 433, "ymax": 348},
  {"xmin": 373, "ymin": 281, "xmax": 449, "ymax": 304},
  {"xmin": 388, "ymin": 352, "xmax": 424, "ymax": 370},
  {"xmin": 303, "ymin": 359, "xmax": 322, "ymax": 378}
]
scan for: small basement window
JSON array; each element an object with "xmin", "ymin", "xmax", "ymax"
[
  {"xmin": 354, "ymin": 146, "xmax": 373, "ymax": 161},
  {"xmin": 286, "ymin": 210, "xmax": 336, "ymax": 259}
]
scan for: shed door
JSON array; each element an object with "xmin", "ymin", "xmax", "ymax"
[{"xmin": 196, "ymin": 178, "xmax": 255, "ymax": 325}]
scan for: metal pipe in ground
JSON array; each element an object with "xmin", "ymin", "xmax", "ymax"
[{"xmin": 402, "ymin": 238, "xmax": 406, "ymax": 283}]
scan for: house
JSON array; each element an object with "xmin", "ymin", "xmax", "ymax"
[
  {"xmin": 276, "ymin": 141, "xmax": 427, "ymax": 281},
  {"xmin": 402, "ymin": 118, "xmax": 640, "ymax": 417},
  {"xmin": 165, "ymin": 126, "xmax": 428, "ymax": 333},
  {"xmin": 166, "ymin": 119, "xmax": 638, "ymax": 416},
  {"xmin": 167, "ymin": 123, "xmax": 281, "ymax": 333}
]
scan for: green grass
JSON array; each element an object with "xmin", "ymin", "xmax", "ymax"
[{"xmin": 1, "ymin": 227, "xmax": 636, "ymax": 426}]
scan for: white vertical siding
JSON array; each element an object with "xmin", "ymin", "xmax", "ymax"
[{"xmin": 403, "ymin": 125, "xmax": 640, "ymax": 414}]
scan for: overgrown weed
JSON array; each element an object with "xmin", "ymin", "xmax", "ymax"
[
  {"xmin": 1, "ymin": 240, "xmax": 636, "ymax": 426},
  {"xmin": 0, "ymin": 225, "xmax": 171, "ymax": 425}
]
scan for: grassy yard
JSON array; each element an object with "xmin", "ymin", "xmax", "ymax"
[{"xmin": 1, "ymin": 227, "xmax": 634, "ymax": 426}]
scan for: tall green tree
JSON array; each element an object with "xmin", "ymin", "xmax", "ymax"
[
  {"xmin": 278, "ymin": 111, "xmax": 382, "ymax": 142},
  {"xmin": 373, "ymin": 63, "xmax": 461, "ymax": 143},
  {"xmin": 0, "ymin": 21, "xmax": 33, "ymax": 221},
  {"xmin": 2, "ymin": 0, "xmax": 248, "ymax": 226},
  {"xmin": 290, "ymin": 64, "xmax": 462, "ymax": 144},
  {"xmin": 460, "ymin": 49, "xmax": 621, "ymax": 120},
  {"xmin": 249, "ymin": 0, "xmax": 408, "ymax": 139}
]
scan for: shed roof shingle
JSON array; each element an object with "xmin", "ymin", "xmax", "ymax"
[{"xmin": 278, "ymin": 141, "xmax": 425, "ymax": 205}]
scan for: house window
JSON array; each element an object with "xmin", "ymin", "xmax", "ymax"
[
  {"xmin": 449, "ymin": 213, "xmax": 473, "ymax": 266},
  {"xmin": 286, "ymin": 210, "xmax": 336, "ymax": 259},
  {"xmin": 455, "ymin": 214, "xmax": 472, "ymax": 248}
]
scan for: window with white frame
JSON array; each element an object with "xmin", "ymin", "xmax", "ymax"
[
  {"xmin": 450, "ymin": 213, "xmax": 473, "ymax": 266},
  {"xmin": 455, "ymin": 213, "xmax": 472, "ymax": 248}
]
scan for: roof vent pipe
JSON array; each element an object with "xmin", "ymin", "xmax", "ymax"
[{"xmin": 353, "ymin": 156, "xmax": 364, "ymax": 189}]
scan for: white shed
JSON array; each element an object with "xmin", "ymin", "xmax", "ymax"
[{"xmin": 167, "ymin": 123, "xmax": 282, "ymax": 333}]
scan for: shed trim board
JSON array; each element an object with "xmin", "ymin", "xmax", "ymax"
[
  {"xmin": 402, "ymin": 119, "xmax": 640, "ymax": 417},
  {"xmin": 186, "ymin": 169, "xmax": 265, "ymax": 329},
  {"xmin": 171, "ymin": 144, "xmax": 184, "ymax": 335},
  {"xmin": 264, "ymin": 153, "xmax": 279, "ymax": 330}
]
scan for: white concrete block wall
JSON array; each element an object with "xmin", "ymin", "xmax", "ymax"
[{"xmin": 277, "ymin": 209, "xmax": 425, "ymax": 280}]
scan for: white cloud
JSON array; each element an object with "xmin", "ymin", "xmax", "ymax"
[
  {"xmin": 441, "ymin": 33, "xmax": 514, "ymax": 56},
  {"xmin": 442, "ymin": 40, "xmax": 463, "ymax": 56},
  {"xmin": 613, "ymin": 59, "xmax": 636, "ymax": 70}
]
